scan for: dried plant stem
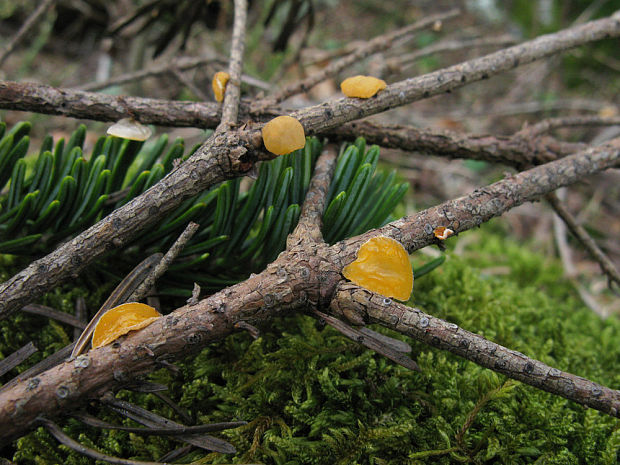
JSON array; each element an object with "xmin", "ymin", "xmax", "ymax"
[
  {"xmin": 517, "ymin": 115, "xmax": 620, "ymax": 137},
  {"xmin": 0, "ymin": 342, "xmax": 37, "ymax": 377},
  {"xmin": 546, "ymin": 192, "xmax": 620, "ymax": 289}
]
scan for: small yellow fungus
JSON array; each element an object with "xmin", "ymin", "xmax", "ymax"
[
  {"xmin": 340, "ymin": 75, "xmax": 387, "ymax": 98},
  {"xmin": 92, "ymin": 302, "xmax": 161, "ymax": 349},
  {"xmin": 261, "ymin": 115, "xmax": 306, "ymax": 155},
  {"xmin": 107, "ymin": 118, "xmax": 152, "ymax": 141},
  {"xmin": 212, "ymin": 71, "xmax": 230, "ymax": 103},
  {"xmin": 433, "ymin": 226, "xmax": 454, "ymax": 240},
  {"xmin": 342, "ymin": 236, "xmax": 413, "ymax": 301}
]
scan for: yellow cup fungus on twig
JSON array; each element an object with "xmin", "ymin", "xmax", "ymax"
[
  {"xmin": 433, "ymin": 226, "xmax": 454, "ymax": 240},
  {"xmin": 107, "ymin": 118, "xmax": 152, "ymax": 141},
  {"xmin": 261, "ymin": 115, "xmax": 306, "ymax": 155},
  {"xmin": 342, "ymin": 236, "xmax": 413, "ymax": 301},
  {"xmin": 91, "ymin": 302, "xmax": 162, "ymax": 349},
  {"xmin": 340, "ymin": 75, "xmax": 387, "ymax": 99},
  {"xmin": 212, "ymin": 71, "xmax": 230, "ymax": 103}
]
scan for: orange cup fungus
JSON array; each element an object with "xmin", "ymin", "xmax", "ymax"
[
  {"xmin": 212, "ymin": 71, "xmax": 230, "ymax": 103},
  {"xmin": 342, "ymin": 236, "xmax": 413, "ymax": 301},
  {"xmin": 91, "ymin": 302, "xmax": 162, "ymax": 349},
  {"xmin": 107, "ymin": 118, "xmax": 152, "ymax": 141},
  {"xmin": 261, "ymin": 115, "xmax": 306, "ymax": 155},
  {"xmin": 340, "ymin": 75, "xmax": 387, "ymax": 98}
]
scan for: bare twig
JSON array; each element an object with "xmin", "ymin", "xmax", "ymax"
[
  {"xmin": 103, "ymin": 395, "xmax": 236, "ymax": 454},
  {"xmin": 38, "ymin": 417, "xmax": 172, "ymax": 465},
  {"xmin": 21, "ymin": 304, "xmax": 86, "ymax": 330},
  {"xmin": 517, "ymin": 115, "xmax": 620, "ymax": 138},
  {"xmin": 395, "ymin": 35, "xmax": 518, "ymax": 72},
  {"xmin": 546, "ymin": 192, "xmax": 620, "ymax": 289},
  {"xmin": 313, "ymin": 310, "xmax": 420, "ymax": 371},
  {"xmin": 287, "ymin": 145, "xmax": 338, "ymax": 247},
  {"xmin": 169, "ymin": 67, "xmax": 210, "ymax": 101},
  {"xmin": 217, "ymin": 0, "xmax": 248, "ymax": 131},
  {"xmin": 71, "ymin": 411, "xmax": 246, "ymax": 436},
  {"xmin": 129, "ymin": 223, "xmax": 200, "ymax": 302},
  {"xmin": 340, "ymin": 137, "xmax": 620, "ymax": 261},
  {"xmin": 73, "ymin": 297, "xmax": 87, "ymax": 341},
  {"xmin": 0, "ymin": 342, "xmax": 37, "ymax": 377},
  {"xmin": 256, "ymin": 9, "xmax": 461, "ymax": 108},
  {"xmin": 0, "ymin": 0, "xmax": 56, "ymax": 68},
  {"xmin": 329, "ymin": 282, "xmax": 620, "ymax": 416}
]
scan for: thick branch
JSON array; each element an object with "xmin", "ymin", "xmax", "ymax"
[
  {"xmin": 338, "ymin": 137, "xmax": 620, "ymax": 264},
  {"xmin": 256, "ymin": 9, "xmax": 460, "ymax": 108},
  {"xmin": 329, "ymin": 282, "xmax": 620, "ymax": 417},
  {"xmin": 287, "ymin": 146, "xmax": 337, "ymax": 247},
  {"xmin": 546, "ymin": 192, "xmax": 620, "ymax": 288},
  {"xmin": 326, "ymin": 120, "xmax": 585, "ymax": 168},
  {"xmin": 217, "ymin": 0, "xmax": 248, "ymax": 131}
]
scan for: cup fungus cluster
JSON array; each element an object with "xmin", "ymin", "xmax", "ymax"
[
  {"xmin": 261, "ymin": 115, "xmax": 306, "ymax": 155},
  {"xmin": 91, "ymin": 302, "xmax": 162, "ymax": 349},
  {"xmin": 106, "ymin": 118, "xmax": 153, "ymax": 141},
  {"xmin": 340, "ymin": 75, "xmax": 387, "ymax": 98},
  {"xmin": 342, "ymin": 236, "xmax": 413, "ymax": 301},
  {"xmin": 212, "ymin": 71, "xmax": 230, "ymax": 103}
]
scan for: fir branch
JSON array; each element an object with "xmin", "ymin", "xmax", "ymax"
[{"xmin": 329, "ymin": 281, "xmax": 620, "ymax": 417}]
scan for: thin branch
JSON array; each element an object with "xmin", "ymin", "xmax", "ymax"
[
  {"xmin": 38, "ymin": 417, "xmax": 173, "ymax": 465},
  {"xmin": 217, "ymin": 0, "xmax": 248, "ymax": 131},
  {"xmin": 326, "ymin": 120, "xmax": 585, "ymax": 168},
  {"xmin": 73, "ymin": 297, "xmax": 87, "ymax": 340},
  {"xmin": 71, "ymin": 411, "xmax": 246, "ymax": 436},
  {"xmin": 0, "ymin": 342, "xmax": 37, "ymax": 377},
  {"xmin": 329, "ymin": 282, "xmax": 620, "ymax": 417},
  {"xmin": 169, "ymin": 67, "xmax": 210, "ymax": 101},
  {"xmin": 103, "ymin": 395, "xmax": 236, "ymax": 454},
  {"xmin": 312, "ymin": 310, "xmax": 420, "ymax": 371},
  {"xmin": 517, "ymin": 115, "xmax": 620, "ymax": 138},
  {"xmin": 21, "ymin": 304, "xmax": 86, "ymax": 330},
  {"xmin": 394, "ymin": 35, "xmax": 518, "ymax": 72},
  {"xmin": 128, "ymin": 222, "xmax": 200, "ymax": 302},
  {"xmin": 546, "ymin": 192, "xmax": 620, "ymax": 289},
  {"xmin": 256, "ymin": 8, "xmax": 461, "ymax": 108},
  {"xmin": 339, "ymin": 137, "xmax": 620, "ymax": 262},
  {"xmin": 0, "ymin": 0, "xmax": 56, "ymax": 68},
  {"xmin": 287, "ymin": 145, "xmax": 338, "ymax": 247}
]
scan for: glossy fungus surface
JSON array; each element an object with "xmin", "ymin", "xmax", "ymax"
[
  {"xmin": 342, "ymin": 236, "xmax": 413, "ymax": 301},
  {"xmin": 107, "ymin": 118, "xmax": 152, "ymax": 141},
  {"xmin": 212, "ymin": 71, "xmax": 230, "ymax": 103},
  {"xmin": 340, "ymin": 75, "xmax": 387, "ymax": 98},
  {"xmin": 261, "ymin": 115, "xmax": 306, "ymax": 155},
  {"xmin": 92, "ymin": 302, "xmax": 162, "ymax": 349}
]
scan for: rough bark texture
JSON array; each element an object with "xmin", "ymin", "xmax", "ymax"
[
  {"xmin": 329, "ymin": 282, "xmax": 620, "ymax": 417},
  {"xmin": 1, "ymin": 139, "xmax": 618, "ymax": 442}
]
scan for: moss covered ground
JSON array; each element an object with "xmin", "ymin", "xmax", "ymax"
[{"xmin": 2, "ymin": 226, "xmax": 619, "ymax": 464}]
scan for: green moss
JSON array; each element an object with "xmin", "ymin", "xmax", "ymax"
[{"xmin": 3, "ymin": 228, "xmax": 620, "ymax": 464}]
